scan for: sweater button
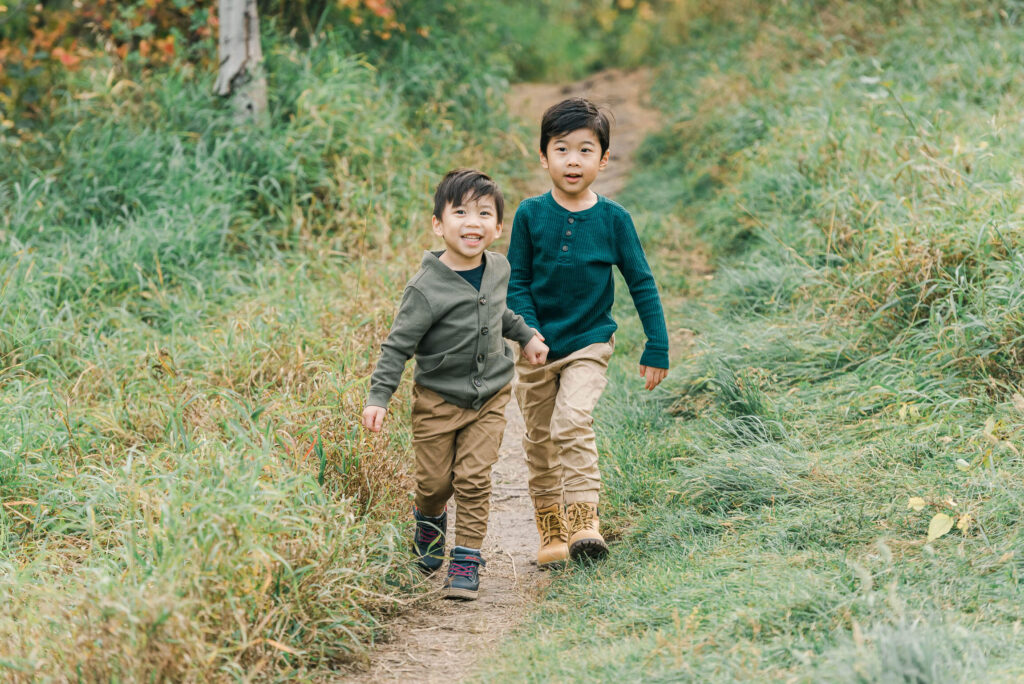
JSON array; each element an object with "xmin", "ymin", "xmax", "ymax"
[
  {"xmin": 568, "ymin": 217, "xmax": 575, "ymax": 224},
  {"xmin": 561, "ymin": 245, "xmax": 568, "ymax": 252},
  {"xmin": 477, "ymin": 354, "xmax": 485, "ymax": 363},
  {"xmin": 479, "ymin": 296, "xmax": 487, "ymax": 305},
  {"xmin": 473, "ymin": 378, "xmax": 482, "ymax": 387},
  {"xmin": 565, "ymin": 230, "xmax": 572, "ymax": 236},
  {"xmin": 481, "ymin": 326, "xmax": 489, "ymax": 335}
]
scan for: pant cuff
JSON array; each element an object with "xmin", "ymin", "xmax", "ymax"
[
  {"xmin": 564, "ymin": 490, "xmax": 600, "ymax": 504},
  {"xmin": 455, "ymin": 534, "xmax": 484, "ymax": 549},
  {"xmin": 532, "ymin": 495, "xmax": 563, "ymax": 510},
  {"xmin": 414, "ymin": 498, "xmax": 445, "ymax": 518}
]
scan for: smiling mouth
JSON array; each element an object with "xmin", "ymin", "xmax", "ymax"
[{"xmin": 462, "ymin": 234, "xmax": 483, "ymax": 244}]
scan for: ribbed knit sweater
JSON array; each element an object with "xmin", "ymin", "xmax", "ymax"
[{"xmin": 507, "ymin": 192, "xmax": 669, "ymax": 368}]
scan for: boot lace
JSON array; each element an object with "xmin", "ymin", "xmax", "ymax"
[
  {"xmin": 537, "ymin": 509, "xmax": 566, "ymax": 545},
  {"xmin": 415, "ymin": 523, "xmax": 441, "ymax": 545},
  {"xmin": 566, "ymin": 503, "xmax": 595, "ymax": 534},
  {"xmin": 448, "ymin": 559, "xmax": 479, "ymax": 579}
]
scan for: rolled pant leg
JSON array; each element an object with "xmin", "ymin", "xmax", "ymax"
[
  {"xmin": 450, "ymin": 385, "xmax": 511, "ymax": 549},
  {"xmin": 411, "ymin": 386, "xmax": 457, "ymax": 517},
  {"xmin": 550, "ymin": 341, "xmax": 613, "ymax": 504},
  {"xmin": 515, "ymin": 355, "xmax": 563, "ymax": 509}
]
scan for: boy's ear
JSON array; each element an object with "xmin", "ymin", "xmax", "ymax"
[
  {"xmin": 494, "ymin": 222, "xmax": 504, "ymax": 238},
  {"xmin": 431, "ymin": 214, "xmax": 443, "ymax": 236},
  {"xmin": 599, "ymin": 149, "xmax": 610, "ymax": 170},
  {"xmin": 539, "ymin": 150, "xmax": 549, "ymax": 169}
]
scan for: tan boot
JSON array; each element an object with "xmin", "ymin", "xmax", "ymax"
[
  {"xmin": 566, "ymin": 502, "xmax": 608, "ymax": 560},
  {"xmin": 534, "ymin": 503, "xmax": 569, "ymax": 568}
]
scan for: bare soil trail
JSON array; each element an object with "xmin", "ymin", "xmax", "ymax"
[{"xmin": 343, "ymin": 68, "xmax": 661, "ymax": 684}]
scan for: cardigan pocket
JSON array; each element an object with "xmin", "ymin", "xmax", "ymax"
[
  {"xmin": 415, "ymin": 350, "xmax": 447, "ymax": 373},
  {"xmin": 486, "ymin": 348, "xmax": 515, "ymax": 381}
]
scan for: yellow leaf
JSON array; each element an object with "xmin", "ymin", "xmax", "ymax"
[
  {"xmin": 983, "ymin": 416, "xmax": 997, "ymax": 442},
  {"xmin": 907, "ymin": 496, "xmax": 927, "ymax": 511},
  {"xmin": 956, "ymin": 514, "xmax": 972, "ymax": 534},
  {"xmin": 927, "ymin": 513, "xmax": 954, "ymax": 542}
]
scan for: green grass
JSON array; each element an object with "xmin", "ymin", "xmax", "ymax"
[
  {"xmin": 0, "ymin": 7, "xmax": 536, "ymax": 677},
  {"xmin": 483, "ymin": 1, "xmax": 1024, "ymax": 681},
  {"xmin": 6, "ymin": 0, "xmax": 1024, "ymax": 678}
]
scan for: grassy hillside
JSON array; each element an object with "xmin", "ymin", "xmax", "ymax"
[
  {"xmin": 0, "ymin": 4, "xmax": 533, "ymax": 677},
  {"xmin": 485, "ymin": 1, "xmax": 1024, "ymax": 680}
]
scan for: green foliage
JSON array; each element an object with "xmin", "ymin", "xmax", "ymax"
[
  {"xmin": 483, "ymin": 0, "xmax": 1024, "ymax": 680},
  {"xmin": 0, "ymin": 5, "xmax": 527, "ymax": 676}
]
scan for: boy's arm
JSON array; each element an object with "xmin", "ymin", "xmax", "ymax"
[
  {"xmin": 366, "ymin": 287, "xmax": 433, "ymax": 410},
  {"xmin": 506, "ymin": 208, "xmax": 541, "ymax": 331},
  {"xmin": 616, "ymin": 212, "xmax": 670, "ymax": 371},
  {"xmin": 501, "ymin": 306, "xmax": 536, "ymax": 348}
]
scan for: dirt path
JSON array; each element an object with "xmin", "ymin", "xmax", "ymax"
[{"xmin": 343, "ymin": 68, "xmax": 661, "ymax": 684}]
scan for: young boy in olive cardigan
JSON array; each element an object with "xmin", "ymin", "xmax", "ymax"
[
  {"xmin": 363, "ymin": 169, "xmax": 548, "ymax": 600},
  {"xmin": 508, "ymin": 98, "xmax": 669, "ymax": 567}
]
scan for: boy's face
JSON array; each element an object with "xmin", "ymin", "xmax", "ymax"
[
  {"xmin": 541, "ymin": 127, "xmax": 609, "ymax": 200},
  {"xmin": 431, "ymin": 193, "xmax": 503, "ymax": 269}
]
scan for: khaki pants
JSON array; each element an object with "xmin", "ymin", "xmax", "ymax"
[
  {"xmin": 411, "ymin": 384, "xmax": 511, "ymax": 549},
  {"xmin": 514, "ymin": 338, "xmax": 614, "ymax": 509}
]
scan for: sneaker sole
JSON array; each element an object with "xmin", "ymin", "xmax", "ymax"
[
  {"xmin": 444, "ymin": 586, "xmax": 479, "ymax": 600},
  {"xmin": 569, "ymin": 538, "xmax": 609, "ymax": 560}
]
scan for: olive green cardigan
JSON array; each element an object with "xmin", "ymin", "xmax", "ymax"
[{"xmin": 367, "ymin": 250, "xmax": 536, "ymax": 410}]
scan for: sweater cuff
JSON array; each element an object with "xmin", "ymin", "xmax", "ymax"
[
  {"xmin": 639, "ymin": 345, "xmax": 669, "ymax": 370},
  {"xmin": 366, "ymin": 390, "xmax": 392, "ymax": 409},
  {"xmin": 508, "ymin": 318, "xmax": 537, "ymax": 348}
]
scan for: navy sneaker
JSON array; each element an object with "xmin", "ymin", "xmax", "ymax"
[
  {"xmin": 444, "ymin": 546, "xmax": 485, "ymax": 600},
  {"xmin": 413, "ymin": 507, "xmax": 446, "ymax": 573}
]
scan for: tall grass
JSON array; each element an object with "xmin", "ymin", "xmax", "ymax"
[
  {"xmin": 0, "ymin": 7, "xmax": 531, "ymax": 677},
  {"xmin": 484, "ymin": 0, "xmax": 1024, "ymax": 680}
]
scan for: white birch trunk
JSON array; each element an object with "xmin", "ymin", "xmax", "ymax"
[{"xmin": 215, "ymin": 0, "xmax": 268, "ymax": 123}]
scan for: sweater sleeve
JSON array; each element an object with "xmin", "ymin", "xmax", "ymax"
[
  {"xmin": 616, "ymin": 212, "xmax": 670, "ymax": 369},
  {"xmin": 501, "ymin": 306, "xmax": 537, "ymax": 347},
  {"xmin": 366, "ymin": 287, "xmax": 434, "ymax": 408},
  {"xmin": 506, "ymin": 206, "xmax": 541, "ymax": 331}
]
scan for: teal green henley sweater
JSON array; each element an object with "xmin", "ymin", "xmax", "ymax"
[{"xmin": 507, "ymin": 192, "xmax": 669, "ymax": 368}]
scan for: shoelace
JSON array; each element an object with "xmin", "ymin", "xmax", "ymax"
[
  {"xmin": 416, "ymin": 524, "xmax": 441, "ymax": 545},
  {"xmin": 566, "ymin": 503, "xmax": 594, "ymax": 533},
  {"xmin": 537, "ymin": 510, "xmax": 565, "ymax": 545},
  {"xmin": 448, "ymin": 559, "xmax": 480, "ymax": 578}
]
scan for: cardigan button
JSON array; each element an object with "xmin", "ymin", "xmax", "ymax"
[
  {"xmin": 473, "ymin": 378, "xmax": 482, "ymax": 387},
  {"xmin": 477, "ymin": 354, "xmax": 485, "ymax": 363},
  {"xmin": 481, "ymin": 326, "xmax": 489, "ymax": 335},
  {"xmin": 565, "ymin": 230, "xmax": 572, "ymax": 236},
  {"xmin": 568, "ymin": 217, "xmax": 575, "ymax": 224},
  {"xmin": 479, "ymin": 296, "xmax": 487, "ymax": 305},
  {"xmin": 561, "ymin": 245, "xmax": 568, "ymax": 252}
]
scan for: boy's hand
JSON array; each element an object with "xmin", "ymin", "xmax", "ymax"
[
  {"xmin": 523, "ymin": 333, "xmax": 549, "ymax": 365},
  {"xmin": 639, "ymin": 365, "xmax": 668, "ymax": 391},
  {"xmin": 362, "ymin": 405, "xmax": 387, "ymax": 432}
]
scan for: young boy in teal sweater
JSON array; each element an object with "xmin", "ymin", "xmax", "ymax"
[
  {"xmin": 507, "ymin": 98, "xmax": 669, "ymax": 567},
  {"xmin": 363, "ymin": 169, "xmax": 548, "ymax": 599}
]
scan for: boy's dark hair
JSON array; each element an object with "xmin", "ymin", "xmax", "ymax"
[
  {"xmin": 540, "ymin": 97, "xmax": 611, "ymax": 156},
  {"xmin": 433, "ymin": 168, "xmax": 505, "ymax": 224}
]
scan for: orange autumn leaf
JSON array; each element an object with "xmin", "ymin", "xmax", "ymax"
[
  {"xmin": 155, "ymin": 35, "xmax": 175, "ymax": 59},
  {"xmin": 51, "ymin": 46, "xmax": 82, "ymax": 69},
  {"xmin": 365, "ymin": 0, "xmax": 394, "ymax": 19},
  {"xmin": 138, "ymin": 39, "xmax": 151, "ymax": 58}
]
